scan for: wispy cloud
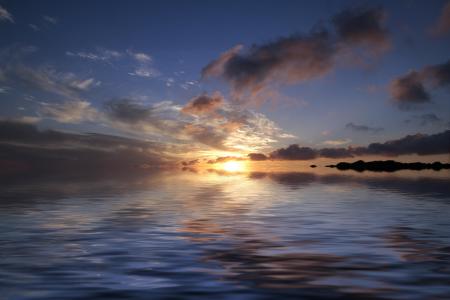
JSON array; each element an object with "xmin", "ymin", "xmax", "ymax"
[
  {"xmin": 0, "ymin": 64, "xmax": 100, "ymax": 102},
  {"xmin": 40, "ymin": 92, "xmax": 292, "ymax": 154},
  {"xmin": 0, "ymin": 86, "xmax": 10, "ymax": 93},
  {"xmin": 322, "ymin": 138, "xmax": 352, "ymax": 146},
  {"xmin": 69, "ymin": 78, "xmax": 100, "ymax": 91},
  {"xmin": 127, "ymin": 50, "xmax": 152, "ymax": 63},
  {"xmin": 404, "ymin": 113, "xmax": 443, "ymax": 127},
  {"xmin": 345, "ymin": 122, "xmax": 384, "ymax": 133},
  {"xmin": 66, "ymin": 48, "xmax": 122, "ymax": 62},
  {"xmin": 127, "ymin": 50, "xmax": 160, "ymax": 78},
  {"xmin": 66, "ymin": 47, "xmax": 160, "ymax": 78},
  {"xmin": 128, "ymin": 66, "xmax": 160, "ymax": 78},
  {"xmin": 29, "ymin": 24, "xmax": 40, "ymax": 31},
  {"xmin": 0, "ymin": 5, "xmax": 14, "ymax": 23},
  {"xmin": 42, "ymin": 15, "xmax": 57, "ymax": 24},
  {"xmin": 41, "ymin": 100, "xmax": 97, "ymax": 123}
]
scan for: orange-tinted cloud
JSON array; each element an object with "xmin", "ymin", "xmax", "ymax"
[
  {"xmin": 430, "ymin": 1, "xmax": 450, "ymax": 36},
  {"xmin": 389, "ymin": 60, "xmax": 450, "ymax": 109},
  {"xmin": 202, "ymin": 7, "xmax": 390, "ymax": 102},
  {"xmin": 181, "ymin": 93, "xmax": 224, "ymax": 116}
]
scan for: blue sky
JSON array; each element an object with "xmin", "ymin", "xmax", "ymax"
[{"xmin": 0, "ymin": 0, "xmax": 449, "ymax": 163}]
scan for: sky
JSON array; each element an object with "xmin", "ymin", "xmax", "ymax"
[{"xmin": 0, "ymin": 0, "xmax": 449, "ymax": 171}]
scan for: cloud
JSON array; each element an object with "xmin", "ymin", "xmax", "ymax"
[
  {"xmin": 126, "ymin": 49, "xmax": 160, "ymax": 78},
  {"xmin": 69, "ymin": 78, "xmax": 100, "ymax": 91},
  {"xmin": 389, "ymin": 60, "xmax": 450, "ymax": 109},
  {"xmin": 202, "ymin": 7, "xmax": 389, "ymax": 102},
  {"xmin": 127, "ymin": 50, "xmax": 152, "ymax": 63},
  {"xmin": 250, "ymin": 130, "xmax": 450, "ymax": 160},
  {"xmin": 270, "ymin": 145, "xmax": 318, "ymax": 160},
  {"xmin": 345, "ymin": 122, "xmax": 384, "ymax": 133},
  {"xmin": 181, "ymin": 159, "xmax": 199, "ymax": 166},
  {"xmin": 332, "ymin": 6, "xmax": 389, "ymax": 52},
  {"xmin": 318, "ymin": 147, "xmax": 353, "ymax": 158},
  {"xmin": 389, "ymin": 71, "xmax": 430, "ymax": 108},
  {"xmin": 0, "ymin": 5, "xmax": 14, "ymax": 23},
  {"xmin": 39, "ymin": 92, "xmax": 292, "ymax": 153},
  {"xmin": 358, "ymin": 130, "xmax": 450, "ymax": 156},
  {"xmin": 202, "ymin": 45, "xmax": 243, "ymax": 79},
  {"xmin": 405, "ymin": 113, "xmax": 443, "ymax": 127},
  {"xmin": 207, "ymin": 156, "xmax": 245, "ymax": 164},
  {"xmin": 247, "ymin": 153, "xmax": 268, "ymax": 161},
  {"xmin": 66, "ymin": 48, "xmax": 122, "ymax": 62},
  {"xmin": 128, "ymin": 66, "xmax": 160, "ymax": 78},
  {"xmin": 66, "ymin": 48, "xmax": 160, "ymax": 78},
  {"xmin": 430, "ymin": 1, "xmax": 450, "ymax": 36},
  {"xmin": 322, "ymin": 138, "xmax": 352, "ymax": 146},
  {"xmin": 42, "ymin": 15, "xmax": 57, "ymax": 24},
  {"xmin": 181, "ymin": 93, "xmax": 224, "ymax": 116},
  {"xmin": 104, "ymin": 99, "xmax": 154, "ymax": 124},
  {"xmin": 0, "ymin": 86, "xmax": 10, "ymax": 93},
  {"xmin": 0, "ymin": 64, "xmax": 99, "ymax": 101},
  {"xmin": 29, "ymin": 24, "xmax": 40, "ymax": 31},
  {"xmin": 0, "ymin": 120, "xmax": 172, "ymax": 174},
  {"xmin": 422, "ymin": 60, "xmax": 450, "ymax": 87},
  {"xmin": 203, "ymin": 30, "xmax": 336, "ymax": 98},
  {"xmin": 41, "ymin": 100, "xmax": 98, "ymax": 123}
]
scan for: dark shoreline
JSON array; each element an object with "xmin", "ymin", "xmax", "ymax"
[{"xmin": 326, "ymin": 160, "xmax": 450, "ymax": 172}]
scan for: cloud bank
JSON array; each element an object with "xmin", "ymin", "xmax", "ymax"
[
  {"xmin": 0, "ymin": 120, "xmax": 173, "ymax": 174},
  {"xmin": 248, "ymin": 130, "xmax": 450, "ymax": 160}
]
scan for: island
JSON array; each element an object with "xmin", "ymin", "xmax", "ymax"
[{"xmin": 326, "ymin": 160, "xmax": 450, "ymax": 172}]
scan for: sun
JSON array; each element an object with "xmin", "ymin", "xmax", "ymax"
[{"xmin": 222, "ymin": 161, "xmax": 245, "ymax": 172}]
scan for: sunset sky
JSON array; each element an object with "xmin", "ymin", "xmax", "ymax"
[{"xmin": 0, "ymin": 0, "xmax": 449, "ymax": 171}]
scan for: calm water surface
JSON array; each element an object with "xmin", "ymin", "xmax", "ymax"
[{"xmin": 1, "ymin": 170, "xmax": 450, "ymax": 299}]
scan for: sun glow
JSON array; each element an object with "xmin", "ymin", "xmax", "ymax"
[{"xmin": 222, "ymin": 161, "xmax": 245, "ymax": 172}]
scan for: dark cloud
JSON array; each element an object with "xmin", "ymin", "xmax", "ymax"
[
  {"xmin": 318, "ymin": 148, "xmax": 354, "ymax": 159},
  {"xmin": 203, "ymin": 30, "xmax": 336, "ymax": 97},
  {"xmin": 104, "ymin": 99, "xmax": 152, "ymax": 123},
  {"xmin": 202, "ymin": 7, "xmax": 389, "ymax": 101},
  {"xmin": 389, "ymin": 60, "xmax": 450, "ymax": 109},
  {"xmin": 247, "ymin": 153, "xmax": 268, "ymax": 161},
  {"xmin": 252, "ymin": 130, "xmax": 450, "ymax": 160},
  {"xmin": 270, "ymin": 145, "xmax": 318, "ymax": 160},
  {"xmin": 389, "ymin": 71, "xmax": 430, "ymax": 108},
  {"xmin": 333, "ymin": 6, "xmax": 389, "ymax": 51},
  {"xmin": 181, "ymin": 93, "xmax": 224, "ymax": 115},
  {"xmin": 181, "ymin": 159, "xmax": 199, "ymax": 166},
  {"xmin": 345, "ymin": 122, "xmax": 384, "ymax": 133},
  {"xmin": 430, "ymin": 1, "xmax": 450, "ymax": 36},
  {"xmin": 405, "ymin": 113, "xmax": 443, "ymax": 126},
  {"xmin": 423, "ymin": 60, "xmax": 450, "ymax": 87},
  {"xmin": 0, "ymin": 120, "xmax": 172, "ymax": 175},
  {"xmin": 359, "ymin": 130, "xmax": 450, "ymax": 156}
]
